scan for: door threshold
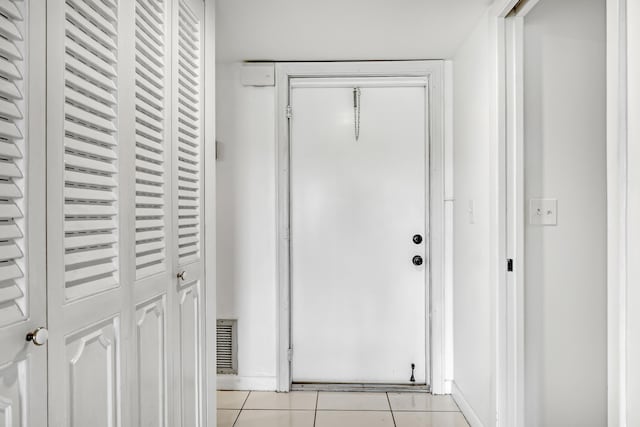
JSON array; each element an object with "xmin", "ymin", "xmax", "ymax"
[{"xmin": 291, "ymin": 383, "xmax": 430, "ymax": 393}]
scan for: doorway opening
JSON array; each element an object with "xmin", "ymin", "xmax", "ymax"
[
  {"xmin": 498, "ymin": 0, "xmax": 608, "ymax": 424},
  {"xmin": 274, "ymin": 61, "xmax": 448, "ymax": 393}
]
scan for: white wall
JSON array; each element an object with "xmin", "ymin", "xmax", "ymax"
[
  {"xmin": 215, "ymin": 0, "xmax": 491, "ymax": 62},
  {"xmin": 523, "ymin": 1, "xmax": 607, "ymax": 426},
  {"xmin": 216, "ymin": 61, "xmax": 455, "ymax": 392},
  {"xmin": 216, "ymin": 63, "xmax": 278, "ymax": 390},
  {"xmin": 451, "ymin": 10, "xmax": 495, "ymax": 427}
]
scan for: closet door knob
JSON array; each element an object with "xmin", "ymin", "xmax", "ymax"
[
  {"xmin": 177, "ymin": 271, "xmax": 187, "ymax": 281},
  {"xmin": 412, "ymin": 256, "xmax": 423, "ymax": 266},
  {"xmin": 26, "ymin": 327, "xmax": 49, "ymax": 346}
]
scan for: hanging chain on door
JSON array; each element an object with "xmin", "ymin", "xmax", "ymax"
[{"xmin": 353, "ymin": 87, "xmax": 361, "ymax": 141}]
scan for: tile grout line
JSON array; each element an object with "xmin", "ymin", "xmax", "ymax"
[
  {"xmin": 386, "ymin": 392, "xmax": 397, "ymax": 427},
  {"xmin": 313, "ymin": 391, "xmax": 320, "ymax": 427},
  {"xmin": 224, "ymin": 409, "xmax": 315, "ymax": 411},
  {"xmin": 449, "ymin": 395, "xmax": 472, "ymax": 426},
  {"xmin": 231, "ymin": 391, "xmax": 252, "ymax": 427},
  {"xmin": 304, "ymin": 409, "xmax": 418, "ymax": 412},
  {"xmin": 222, "ymin": 390, "xmax": 466, "ymax": 426}
]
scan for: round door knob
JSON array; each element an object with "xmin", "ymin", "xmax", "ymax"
[
  {"xmin": 177, "ymin": 271, "xmax": 187, "ymax": 281},
  {"xmin": 412, "ymin": 234, "xmax": 423, "ymax": 244},
  {"xmin": 26, "ymin": 327, "xmax": 48, "ymax": 346},
  {"xmin": 412, "ymin": 255, "xmax": 423, "ymax": 266}
]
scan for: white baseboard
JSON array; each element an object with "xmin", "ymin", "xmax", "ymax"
[
  {"xmin": 217, "ymin": 375, "xmax": 277, "ymax": 391},
  {"xmin": 451, "ymin": 381, "xmax": 485, "ymax": 427}
]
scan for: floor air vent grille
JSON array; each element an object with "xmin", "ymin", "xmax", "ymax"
[{"xmin": 217, "ymin": 319, "xmax": 237, "ymax": 374}]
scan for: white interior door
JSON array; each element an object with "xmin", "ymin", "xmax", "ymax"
[
  {"xmin": 0, "ymin": 1, "xmax": 47, "ymax": 425},
  {"xmin": 171, "ymin": 0, "xmax": 206, "ymax": 425},
  {"xmin": 290, "ymin": 78, "xmax": 428, "ymax": 384},
  {"xmin": 43, "ymin": 0, "xmax": 210, "ymax": 424},
  {"xmin": 130, "ymin": 0, "xmax": 172, "ymax": 426},
  {"xmin": 47, "ymin": 0, "xmax": 128, "ymax": 424},
  {"xmin": 46, "ymin": 0, "xmax": 208, "ymax": 425}
]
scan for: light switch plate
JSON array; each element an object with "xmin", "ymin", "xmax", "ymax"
[{"xmin": 529, "ymin": 198, "xmax": 558, "ymax": 225}]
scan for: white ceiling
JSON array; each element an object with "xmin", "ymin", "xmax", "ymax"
[{"xmin": 215, "ymin": 0, "xmax": 492, "ymax": 63}]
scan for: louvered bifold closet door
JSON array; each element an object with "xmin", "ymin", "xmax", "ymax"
[
  {"xmin": 171, "ymin": 0, "xmax": 205, "ymax": 426},
  {"xmin": 0, "ymin": 1, "xmax": 47, "ymax": 426},
  {"xmin": 130, "ymin": 0, "xmax": 172, "ymax": 426},
  {"xmin": 47, "ymin": 1, "xmax": 128, "ymax": 425}
]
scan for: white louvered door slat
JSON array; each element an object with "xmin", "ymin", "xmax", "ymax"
[
  {"xmin": 47, "ymin": 0, "xmax": 126, "ymax": 425},
  {"xmin": 174, "ymin": 0, "xmax": 202, "ymax": 268},
  {"xmin": 0, "ymin": 1, "xmax": 47, "ymax": 426},
  {"xmin": 135, "ymin": 0, "xmax": 168, "ymax": 280},
  {"xmin": 172, "ymin": 1, "xmax": 205, "ymax": 426},
  {"xmin": 64, "ymin": 0, "xmax": 120, "ymax": 302},
  {"xmin": 0, "ymin": 0, "xmax": 23, "ymax": 324}
]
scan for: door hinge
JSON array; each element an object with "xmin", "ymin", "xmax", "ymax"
[
  {"xmin": 507, "ymin": 258, "xmax": 514, "ymax": 272},
  {"xmin": 281, "ymin": 227, "xmax": 290, "ymax": 241},
  {"xmin": 287, "ymin": 348, "xmax": 293, "ymax": 362},
  {"xmin": 215, "ymin": 140, "xmax": 220, "ymax": 160},
  {"xmin": 286, "ymin": 105, "xmax": 292, "ymax": 119}
]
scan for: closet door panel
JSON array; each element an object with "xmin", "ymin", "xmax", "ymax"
[
  {"xmin": 135, "ymin": 295, "xmax": 168, "ymax": 427},
  {"xmin": 177, "ymin": 278, "xmax": 201, "ymax": 427},
  {"xmin": 66, "ymin": 317, "xmax": 121, "ymax": 427},
  {"xmin": 47, "ymin": 0, "xmax": 126, "ymax": 425},
  {"xmin": 171, "ymin": 0, "xmax": 205, "ymax": 426},
  {"xmin": 0, "ymin": 1, "xmax": 47, "ymax": 426},
  {"xmin": 48, "ymin": 0, "xmax": 209, "ymax": 424},
  {"xmin": 131, "ymin": 0, "xmax": 172, "ymax": 426}
]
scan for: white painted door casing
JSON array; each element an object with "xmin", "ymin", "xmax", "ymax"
[{"xmin": 274, "ymin": 62, "xmax": 447, "ymax": 394}]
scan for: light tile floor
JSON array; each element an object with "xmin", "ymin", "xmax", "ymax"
[{"xmin": 217, "ymin": 390, "xmax": 470, "ymax": 427}]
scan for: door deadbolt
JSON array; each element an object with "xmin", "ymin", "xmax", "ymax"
[
  {"xmin": 412, "ymin": 255, "xmax": 423, "ymax": 266},
  {"xmin": 412, "ymin": 234, "xmax": 423, "ymax": 244}
]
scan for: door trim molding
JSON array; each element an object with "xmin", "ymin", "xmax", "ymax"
[
  {"xmin": 274, "ymin": 61, "xmax": 449, "ymax": 393},
  {"xmin": 494, "ymin": 1, "xmax": 540, "ymax": 426},
  {"xmin": 203, "ymin": 0, "xmax": 217, "ymax": 425},
  {"xmin": 606, "ymin": 0, "xmax": 630, "ymax": 425}
]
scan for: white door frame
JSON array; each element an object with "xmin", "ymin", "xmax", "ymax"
[
  {"xmin": 606, "ymin": 0, "xmax": 633, "ymax": 425},
  {"xmin": 274, "ymin": 61, "xmax": 448, "ymax": 393},
  {"xmin": 494, "ymin": 1, "xmax": 540, "ymax": 426},
  {"xmin": 203, "ymin": 0, "xmax": 217, "ymax": 424}
]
